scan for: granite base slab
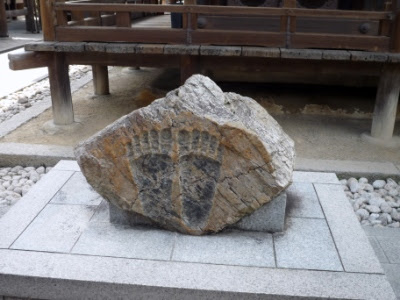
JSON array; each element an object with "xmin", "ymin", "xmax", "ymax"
[
  {"xmin": 110, "ymin": 192, "xmax": 287, "ymax": 233},
  {"xmin": 0, "ymin": 161, "xmax": 396, "ymax": 300}
]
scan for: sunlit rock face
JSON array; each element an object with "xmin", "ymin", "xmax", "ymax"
[{"xmin": 75, "ymin": 75, "xmax": 295, "ymax": 235}]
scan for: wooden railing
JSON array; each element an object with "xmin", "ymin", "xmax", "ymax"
[{"xmin": 38, "ymin": 0, "xmax": 400, "ymax": 52}]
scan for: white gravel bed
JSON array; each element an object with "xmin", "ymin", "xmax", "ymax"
[
  {"xmin": 342, "ymin": 177, "xmax": 400, "ymax": 228},
  {"xmin": 0, "ymin": 165, "xmax": 52, "ymax": 217},
  {"xmin": 0, "ymin": 65, "xmax": 91, "ymax": 123}
]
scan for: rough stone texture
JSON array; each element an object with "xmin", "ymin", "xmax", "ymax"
[{"xmin": 75, "ymin": 75, "xmax": 295, "ymax": 235}]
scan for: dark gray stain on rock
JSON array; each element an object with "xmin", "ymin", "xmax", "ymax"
[
  {"xmin": 178, "ymin": 130, "xmax": 222, "ymax": 229},
  {"xmin": 131, "ymin": 129, "xmax": 175, "ymax": 223}
]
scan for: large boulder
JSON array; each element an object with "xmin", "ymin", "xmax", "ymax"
[{"xmin": 75, "ymin": 75, "xmax": 295, "ymax": 235}]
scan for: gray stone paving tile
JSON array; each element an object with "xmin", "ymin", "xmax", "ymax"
[
  {"xmin": 72, "ymin": 222, "xmax": 175, "ymax": 261},
  {"xmin": 11, "ymin": 204, "xmax": 96, "ymax": 253},
  {"xmin": 90, "ymin": 200, "xmax": 109, "ymax": 222},
  {"xmin": 314, "ymin": 183, "xmax": 384, "ymax": 274},
  {"xmin": 368, "ymin": 237, "xmax": 389, "ymax": 264},
  {"xmin": 274, "ymin": 217, "xmax": 343, "ymax": 271},
  {"xmin": 296, "ymin": 158, "xmax": 400, "ymax": 177},
  {"xmin": 52, "ymin": 160, "xmax": 81, "ymax": 172},
  {"xmin": 382, "ymin": 263, "xmax": 400, "ymax": 299},
  {"xmin": 286, "ymin": 182, "xmax": 324, "ymax": 219},
  {"xmin": 376, "ymin": 237, "xmax": 400, "ymax": 264},
  {"xmin": 292, "ymin": 171, "xmax": 339, "ymax": 184},
  {"xmin": 364, "ymin": 226, "xmax": 400, "ymax": 238},
  {"xmin": 1, "ymin": 249, "xmax": 396, "ymax": 300},
  {"xmin": 50, "ymin": 172, "xmax": 103, "ymax": 206},
  {"xmin": 172, "ymin": 230, "xmax": 275, "ymax": 267},
  {"xmin": 0, "ymin": 170, "xmax": 74, "ymax": 248}
]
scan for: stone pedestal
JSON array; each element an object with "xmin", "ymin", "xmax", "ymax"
[{"xmin": 109, "ymin": 192, "xmax": 287, "ymax": 233}]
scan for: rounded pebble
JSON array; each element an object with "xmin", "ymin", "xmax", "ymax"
[{"xmin": 373, "ymin": 180, "xmax": 386, "ymax": 189}]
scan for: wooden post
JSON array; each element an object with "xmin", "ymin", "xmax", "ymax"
[
  {"xmin": 370, "ymin": 65, "xmax": 400, "ymax": 140},
  {"xmin": 392, "ymin": 11, "xmax": 400, "ymax": 52},
  {"xmin": 0, "ymin": 0, "xmax": 8, "ymax": 37},
  {"xmin": 180, "ymin": 56, "xmax": 199, "ymax": 84},
  {"xmin": 48, "ymin": 53, "xmax": 74, "ymax": 125},
  {"xmin": 92, "ymin": 65, "xmax": 110, "ymax": 95},
  {"xmin": 40, "ymin": 0, "xmax": 56, "ymax": 41},
  {"xmin": 25, "ymin": 0, "xmax": 36, "ymax": 32}
]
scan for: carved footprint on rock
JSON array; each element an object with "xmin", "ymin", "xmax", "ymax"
[
  {"xmin": 178, "ymin": 130, "xmax": 223, "ymax": 229},
  {"xmin": 131, "ymin": 129, "xmax": 175, "ymax": 222}
]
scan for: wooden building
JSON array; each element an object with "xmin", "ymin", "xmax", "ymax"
[{"xmin": 8, "ymin": 0, "xmax": 400, "ymax": 145}]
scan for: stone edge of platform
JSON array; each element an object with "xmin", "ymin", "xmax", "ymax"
[{"xmin": 0, "ymin": 160, "xmax": 396, "ymax": 299}]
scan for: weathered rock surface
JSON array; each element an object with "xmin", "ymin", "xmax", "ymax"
[{"xmin": 75, "ymin": 75, "xmax": 295, "ymax": 235}]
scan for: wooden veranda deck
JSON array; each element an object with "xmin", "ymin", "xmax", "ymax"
[{"xmin": 7, "ymin": 0, "xmax": 400, "ymax": 146}]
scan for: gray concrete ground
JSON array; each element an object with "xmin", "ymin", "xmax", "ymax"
[
  {"xmin": 0, "ymin": 162, "xmax": 395, "ymax": 299},
  {"xmin": 0, "ymin": 19, "xmax": 42, "ymax": 54},
  {"xmin": 364, "ymin": 227, "xmax": 400, "ymax": 299}
]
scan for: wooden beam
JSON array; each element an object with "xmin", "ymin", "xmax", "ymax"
[
  {"xmin": 392, "ymin": 12, "xmax": 400, "ymax": 52},
  {"xmin": 66, "ymin": 52, "xmax": 180, "ymax": 68},
  {"xmin": 291, "ymin": 33, "xmax": 390, "ymax": 52},
  {"xmin": 8, "ymin": 51, "xmax": 50, "ymax": 70},
  {"xmin": 56, "ymin": 27, "xmax": 186, "ymax": 43},
  {"xmin": 192, "ymin": 30, "xmax": 285, "ymax": 47},
  {"xmin": 0, "ymin": 0, "xmax": 8, "ymax": 37},
  {"xmin": 92, "ymin": 65, "xmax": 110, "ymax": 95},
  {"xmin": 48, "ymin": 53, "xmax": 74, "ymax": 125},
  {"xmin": 370, "ymin": 65, "xmax": 400, "ymax": 140},
  {"xmin": 54, "ymin": 3, "xmax": 388, "ymax": 20}
]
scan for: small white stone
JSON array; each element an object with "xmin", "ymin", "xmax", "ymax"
[
  {"xmin": 356, "ymin": 208, "xmax": 370, "ymax": 220},
  {"xmin": 343, "ymin": 185, "xmax": 349, "ymax": 191},
  {"xmin": 359, "ymin": 177, "xmax": 368, "ymax": 184},
  {"xmin": 11, "ymin": 166, "xmax": 23, "ymax": 173},
  {"xmin": 36, "ymin": 166, "xmax": 45, "ymax": 174},
  {"xmin": 29, "ymin": 171, "xmax": 40, "ymax": 183},
  {"xmin": 388, "ymin": 189, "xmax": 399, "ymax": 197},
  {"xmin": 2, "ymin": 181, "xmax": 10, "ymax": 188},
  {"xmin": 345, "ymin": 191, "xmax": 353, "ymax": 199},
  {"xmin": 340, "ymin": 179, "xmax": 347, "ymax": 185},
  {"xmin": 388, "ymin": 201, "xmax": 400, "ymax": 208},
  {"xmin": 21, "ymin": 186, "xmax": 30, "ymax": 196},
  {"xmin": 373, "ymin": 180, "xmax": 386, "ymax": 189},
  {"xmin": 361, "ymin": 220, "xmax": 371, "ymax": 226},
  {"xmin": 348, "ymin": 178, "xmax": 359, "ymax": 193},
  {"xmin": 369, "ymin": 197, "xmax": 385, "ymax": 207},
  {"xmin": 13, "ymin": 187, "xmax": 22, "ymax": 195},
  {"xmin": 368, "ymin": 213, "xmax": 380, "ymax": 222},
  {"xmin": 366, "ymin": 205, "xmax": 381, "ymax": 213},
  {"xmin": 380, "ymin": 202, "xmax": 393, "ymax": 213},
  {"xmin": 391, "ymin": 210, "xmax": 400, "ymax": 221},
  {"xmin": 24, "ymin": 167, "xmax": 35, "ymax": 172},
  {"xmin": 45, "ymin": 167, "xmax": 52, "ymax": 173},
  {"xmin": 388, "ymin": 222, "xmax": 400, "ymax": 228},
  {"xmin": 363, "ymin": 184, "xmax": 374, "ymax": 192}
]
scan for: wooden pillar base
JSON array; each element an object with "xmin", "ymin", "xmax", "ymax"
[
  {"xmin": 361, "ymin": 133, "xmax": 400, "ymax": 148},
  {"xmin": 48, "ymin": 53, "xmax": 74, "ymax": 125},
  {"xmin": 0, "ymin": 0, "xmax": 8, "ymax": 37},
  {"xmin": 370, "ymin": 65, "xmax": 400, "ymax": 141},
  {"xmin": 92, "ymin": 65, "xmax": 110, "ymax": 95}
]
